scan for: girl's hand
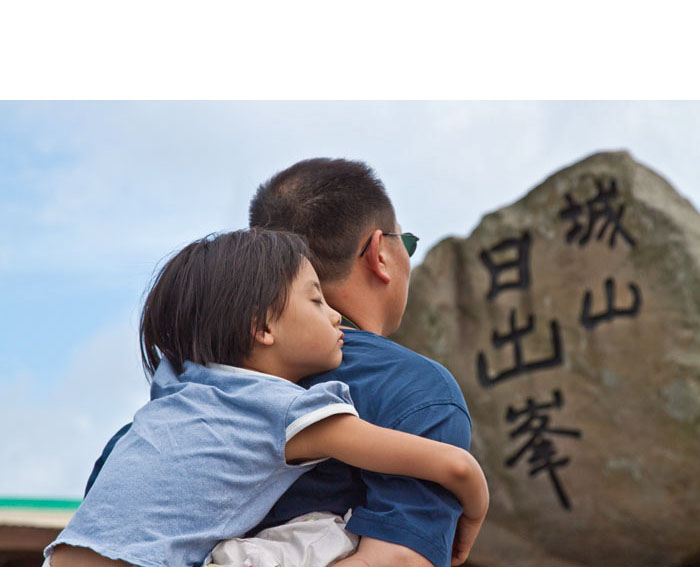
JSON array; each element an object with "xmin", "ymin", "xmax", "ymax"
[{"xmin": 451, "ymin": 513, "xmax": 485, "ymax": 566}]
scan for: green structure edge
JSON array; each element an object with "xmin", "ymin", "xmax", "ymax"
[{"xmin": 0, "ymin": 497, "xmax": 82, "ymax": 511}]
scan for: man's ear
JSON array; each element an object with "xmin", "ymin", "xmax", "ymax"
[
  {"xmin": 253, "ymin": 323, "xmax": 275, "ymax": 346},
  {"xmin": 362, "ymin": 230, "xmax": 391, "ymax": 284}
]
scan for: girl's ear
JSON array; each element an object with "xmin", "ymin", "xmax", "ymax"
[{"xmin": 253, "ymin": 323, "xmax": 275, "ymax": 346}]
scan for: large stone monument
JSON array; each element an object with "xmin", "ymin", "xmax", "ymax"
[{"xmin": 394, "ymin": 151, "xmax": 700, "ymax": 567}]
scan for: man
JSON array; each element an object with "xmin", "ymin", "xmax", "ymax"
[
  {"xmin": 247, "ymin": 158, "xmax": 474, "ymax": 567},
  {"xmin": 84, "ymin": 158, "xmax": 476, "ymax": 567}
]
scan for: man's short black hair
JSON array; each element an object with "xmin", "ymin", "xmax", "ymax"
[
  {"xmin": 249, "ymin": 158, "xmax": 396, "ymax": 282},
  {"xmin": 140, "ymin": 228, "xmax": 309, "ymax": 378}
]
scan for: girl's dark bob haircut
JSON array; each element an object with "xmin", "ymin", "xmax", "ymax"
[{"xmin": 140, "ymin": 228, "xmax": 310, "ymax": 378}]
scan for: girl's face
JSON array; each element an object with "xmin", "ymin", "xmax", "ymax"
[{"xmin": 267, "ymin": 258, "xmax": 344, "ymax": 381}]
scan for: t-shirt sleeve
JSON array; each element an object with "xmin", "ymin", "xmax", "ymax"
[
  {"xmin": 345, "ymin": 401, "xmax": 472, "ymax": 567},
  {"xmin": 284, "ymin": 380, "xmax": 358, "ymax": 444}
]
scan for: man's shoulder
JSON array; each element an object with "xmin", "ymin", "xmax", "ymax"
[
  {"xmin": 304, "ymin": 329, "xmax": 468, "ymax": 426},
  {"xmin": 345, "ymin": 329, "xmax": 457, "ymax": 385}
]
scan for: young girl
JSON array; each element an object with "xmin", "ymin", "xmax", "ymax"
[{"xmin": 45, "ymin": 228, "xmax": 488, "ymax": 567}]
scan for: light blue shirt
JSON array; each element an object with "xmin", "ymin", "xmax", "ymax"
[{"xmin": 46, "ymin": 359, "xmax": 357, "ymax": 567}]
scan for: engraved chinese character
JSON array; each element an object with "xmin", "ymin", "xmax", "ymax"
[
  {"xmin": 559, "ymin": 176, "xmax": 636, "ymax": 249},
  {"xmin": 580, "ymin": 277, "xmax": 643, "ymax": 330},
  {"xmin": 479, "ymin": 231, "xmax": 532, "ymax": 301},
  {"xmin": 505, "ymin": 390, "xmax": 582, "ymax": 510},
  {"xmin": 477, "ymin": 309, "xmax": 562, "ymax": 388}
]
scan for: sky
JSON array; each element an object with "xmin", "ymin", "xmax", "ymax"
[{"xmin": 2, "ymin": 100, "xmax": 700, "ymax": 499}]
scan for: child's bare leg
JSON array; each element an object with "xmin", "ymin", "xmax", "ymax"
[
  {"xmin": 332, "ymin": 537, "xmax": 431, "ymax": 567},
  {"xmin": 332, "ymin": 557, "xmax": 371, "ymax": 567},
  {"xmin": 50, "ymin": 545, "xmax": 130, "ymax": 567}
]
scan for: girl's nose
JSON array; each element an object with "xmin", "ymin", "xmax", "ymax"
[{"xmin": 330, "ymin": 307, "xmax": 341, "ymax": 327}]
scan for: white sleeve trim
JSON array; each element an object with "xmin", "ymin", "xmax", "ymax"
[{"xmin": 285, "ymin": 403, "xmax": 358, "ymax": 442}]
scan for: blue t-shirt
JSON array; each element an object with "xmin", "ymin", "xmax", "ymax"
[
  {"xmin": 256, "ymin": 329, "xmax": 472, "ymax": 567},
  {"xmin": 46, "ymin": 360, "xmax": 357, "ymax": 567}
]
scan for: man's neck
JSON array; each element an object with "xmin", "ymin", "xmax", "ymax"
[{"xmin": 323, "ymin": 280, "xmax": 389, "ymax": 336}]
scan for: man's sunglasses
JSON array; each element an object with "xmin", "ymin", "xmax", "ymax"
[{"xmin": 359, "ymin": 231, "xmax": 420, "ymax": 258}]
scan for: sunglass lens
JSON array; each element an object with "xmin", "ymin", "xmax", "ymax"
[{"xmin": 401, "ymin": 233, "xmax": 418, "ymax": 257}]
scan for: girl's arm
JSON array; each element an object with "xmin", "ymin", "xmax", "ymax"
[{"xmin": 285, "ymin": 413, "xmax": 489, "ymax": 559}]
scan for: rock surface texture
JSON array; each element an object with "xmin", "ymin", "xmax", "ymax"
[{"xmin": 393, "ymin": 151, "xmax": 700, "ymax": 567}]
